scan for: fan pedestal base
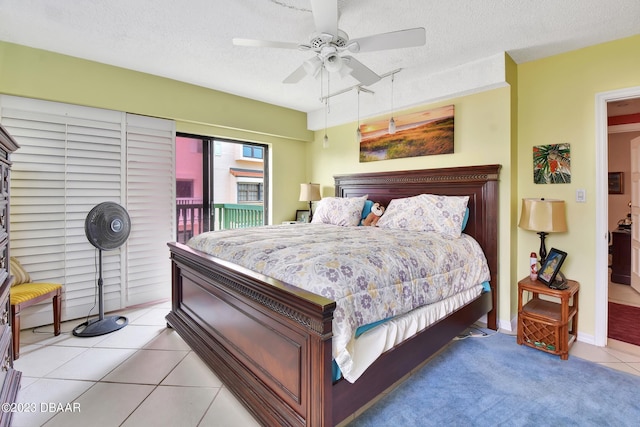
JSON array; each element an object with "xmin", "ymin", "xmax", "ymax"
[{"xmin": 72, "ymin": 315, "xmax": 128, "ymax": 337}]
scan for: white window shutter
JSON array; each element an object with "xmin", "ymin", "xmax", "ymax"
[
  {"xmin": 1, "ymin": 95, "xmax": 175, "ymax": 328},
  {"xmin": 125, "ymin": 113, "xmax": 175, "ymax": 305}
]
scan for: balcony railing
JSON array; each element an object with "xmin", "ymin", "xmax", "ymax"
[
  {"xmin": 213, "ymin": 203, "xmax": 263, "ymax": 230},
  {"xmin": 176, "ymin": 200, "xmax": 203, "ymax": 244},
  {"xmin": 176, "ymin": 200, "xmax": 263, "ymax": 243}
]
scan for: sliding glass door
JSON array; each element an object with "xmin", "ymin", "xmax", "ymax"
[{"xmin": 176, "ymin": 134, "xmax": 268, "ymax": 243}]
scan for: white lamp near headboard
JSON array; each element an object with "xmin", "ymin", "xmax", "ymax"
[{"xmin": 299, "ymin": 183, "xmax": 321, "ymax": 222}]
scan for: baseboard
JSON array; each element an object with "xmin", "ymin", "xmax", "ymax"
[
  {"xmin": 500, "ymin": 315, "xmax": 516, "ymax": 333},
  {"xmin": 577, "ymin": 332, "xmax": 596, "ymax": 346}
]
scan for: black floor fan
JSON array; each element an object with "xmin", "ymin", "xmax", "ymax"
[{"xmin": 73, "ymin": 202, "xmax": 131, "ymax": 337}]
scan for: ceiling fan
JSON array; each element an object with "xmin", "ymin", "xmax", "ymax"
[{"xmin": 232, "ymin": 0, "xmax": 426, "ymax": 87}]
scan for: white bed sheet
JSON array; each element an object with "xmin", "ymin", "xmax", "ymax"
[{"xmin": 345, "ymin": 284, "xmax": 484, "ymax": 381}]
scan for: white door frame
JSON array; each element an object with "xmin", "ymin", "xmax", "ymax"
[
  {"xmin": 631, "ymin": 136, "xmax": 640, "ymax": 294},
  {"xmin": 595, "ymin": 85, "xmax": 640, "ymax": 346}
]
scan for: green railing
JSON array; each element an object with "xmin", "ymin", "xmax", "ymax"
[
  {"xmin": 176, "ymin": 202, "xmax": 264, "ymax": 244},
  {"xmin": 213, "ymin": 203, "xmax": 264, "ymax": 230}
]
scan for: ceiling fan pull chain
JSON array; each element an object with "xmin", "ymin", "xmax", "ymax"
[{"xmin": 327, "ymin": 71, "xmax": 331, "ymax": 114}]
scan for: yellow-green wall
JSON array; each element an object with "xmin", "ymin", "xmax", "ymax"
[
  {"xmin": 518, "ymin": 34, "xmax": 640, "ymax": 338},
  {"xmin": 0, "ymin": 40, "xmax": 313, "ymax": 223}
]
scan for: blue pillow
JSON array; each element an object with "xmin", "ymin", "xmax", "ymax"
[
  {"xmin": 461, "ymin": 207, "xmax": 470, "ymax": 231},
  {"xmin": 361, "ymin": 200, "xmax": 374, "ymax": 221}
]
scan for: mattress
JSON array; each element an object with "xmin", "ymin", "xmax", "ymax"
[
  {"xmin": 339, "ymin": 282, "xmax": 487, "ymax": 381},
  {"xmin": 187, "ymin": 223, "xmax": 490, "ymax": 382}
]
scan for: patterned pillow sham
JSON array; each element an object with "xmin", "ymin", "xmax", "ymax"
[
  {"xmin": 376, "ymin": 194, "xmax": 470, "ymax": 238},
  {"xmin": 311, "ymin": 195, "xmax": 368, "ymax": 226}
]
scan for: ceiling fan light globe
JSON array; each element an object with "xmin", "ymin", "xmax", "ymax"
[
  {"xmin": 303, "ymin": 57, "xmax": 323, "ymax": 76},
  {"xmin": 324, "ymin": 54, "xmax": 343, "ymax": 73}
]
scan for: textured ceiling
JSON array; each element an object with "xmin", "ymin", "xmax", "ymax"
[{"xmin": 1, "ymin": 0, "xmax": 639, "ymax": 128}]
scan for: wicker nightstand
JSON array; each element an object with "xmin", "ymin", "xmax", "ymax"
[{"xmin": 517, "ymin": 276, "xmax": 579, "ymax": 360}]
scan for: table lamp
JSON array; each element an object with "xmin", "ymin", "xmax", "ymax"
[
  {"xmin": 518, "ymin": 198, "xmax": 568, "ymax": 263},
  {"xmin": 299, "ymin": 183, "xmax": 321, "ymax": 222}
]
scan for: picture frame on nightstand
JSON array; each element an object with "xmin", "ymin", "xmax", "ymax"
[
  {"xmin": 296, "ymin": 209, "xmax": 310, "ymax": 223},
  {"xmin": 538, "ymin": 248, "xmax": 567, "ymax": 286}
]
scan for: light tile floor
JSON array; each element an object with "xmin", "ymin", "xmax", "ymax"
[
  {"xmin": 12, "ymin": 301, "xmax": 260, "ymax": 427},
  {"xmin": 11, "ymin": 301, "xmax": 640, "ymax": 427}
]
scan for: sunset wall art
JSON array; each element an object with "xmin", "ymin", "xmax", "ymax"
[{"xmin": 359, "ymin": 105, "xmax": 454, "ymax": 162}]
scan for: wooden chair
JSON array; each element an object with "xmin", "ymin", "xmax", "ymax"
[{"xmin": 9, "ymin": 257, "xmax": 62, "ymax": 359}]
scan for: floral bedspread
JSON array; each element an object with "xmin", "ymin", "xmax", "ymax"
[{"xmin": 187, "ymin": 224, "xmax": 490, "ymax": 380}]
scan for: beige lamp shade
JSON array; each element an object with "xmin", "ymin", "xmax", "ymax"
[
  {"xmin": 299, "ymin": 183, "xmax": 321, "ymax": 202},
  {"xmin": 518, "ymin": 198, "xmax": 568, "ymax": 233}
]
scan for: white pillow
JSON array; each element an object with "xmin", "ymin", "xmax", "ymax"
[
  {"xmin": 311, "ymin": 195, "xmax": 368, "ymax": 227},
  {"xmin": 376, "ymin": 194, "xmax": 469, "ymax": 238}
]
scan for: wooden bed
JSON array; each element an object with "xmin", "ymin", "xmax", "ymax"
[{"xmin": 166, "ymin": 164, "xmax": 500, "ymax": 427}]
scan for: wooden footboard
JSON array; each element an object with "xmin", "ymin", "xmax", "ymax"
[
  {"xmin": 166, "ymin": 165, "xmax": 501, "ymax": 427},
  {"xmin": 166, "ymin": 242, "xmax": 335, "ymax": 426}
]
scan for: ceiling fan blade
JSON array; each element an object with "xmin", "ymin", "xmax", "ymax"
[
  {"xmin": 310, "ymin": 0, "xmax": 338, "ymax": 36},
  {"xmin": 283, "ymin": 64, "xmax": 308, "ymax": 84},
  {"xmin": 348, "ymin": 27, "xmax": 426, "ymax": 53},
  {"xmin": 342, "ymin": 56, "xmax": 381, "ymax": 86},
  {"xmin": 233, "ymin": 38, "xmax": 305, "ymax": 50}
]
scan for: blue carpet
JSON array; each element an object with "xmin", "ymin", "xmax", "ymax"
[{"xmin": 349, "ymin": 332, "xmax": 640, "ymax": 426}]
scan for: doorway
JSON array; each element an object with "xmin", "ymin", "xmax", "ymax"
[
  {"xmin": 607, "ymin": 102, "xmax": 640, "ymax": 348},
  {"xmin": 595, "ymin": 86, "xmax": 640, "ymax": 347},
  {"xmin": 175, "ymin": 134, "xmax": 269, "ymax": 243}
]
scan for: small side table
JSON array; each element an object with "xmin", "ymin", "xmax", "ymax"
[{"xmin": 517, "ymin": 276, "xmax": 579, "ymax": 360}]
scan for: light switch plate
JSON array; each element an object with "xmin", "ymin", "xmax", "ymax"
[{"xmin": 576, "ymin": 189, "xmax": 586, "ymax": 203}]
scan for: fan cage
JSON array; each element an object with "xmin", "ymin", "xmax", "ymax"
[{"xmin": 85, "ymin": 202, "xmax": 131, "ymax": 251}]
